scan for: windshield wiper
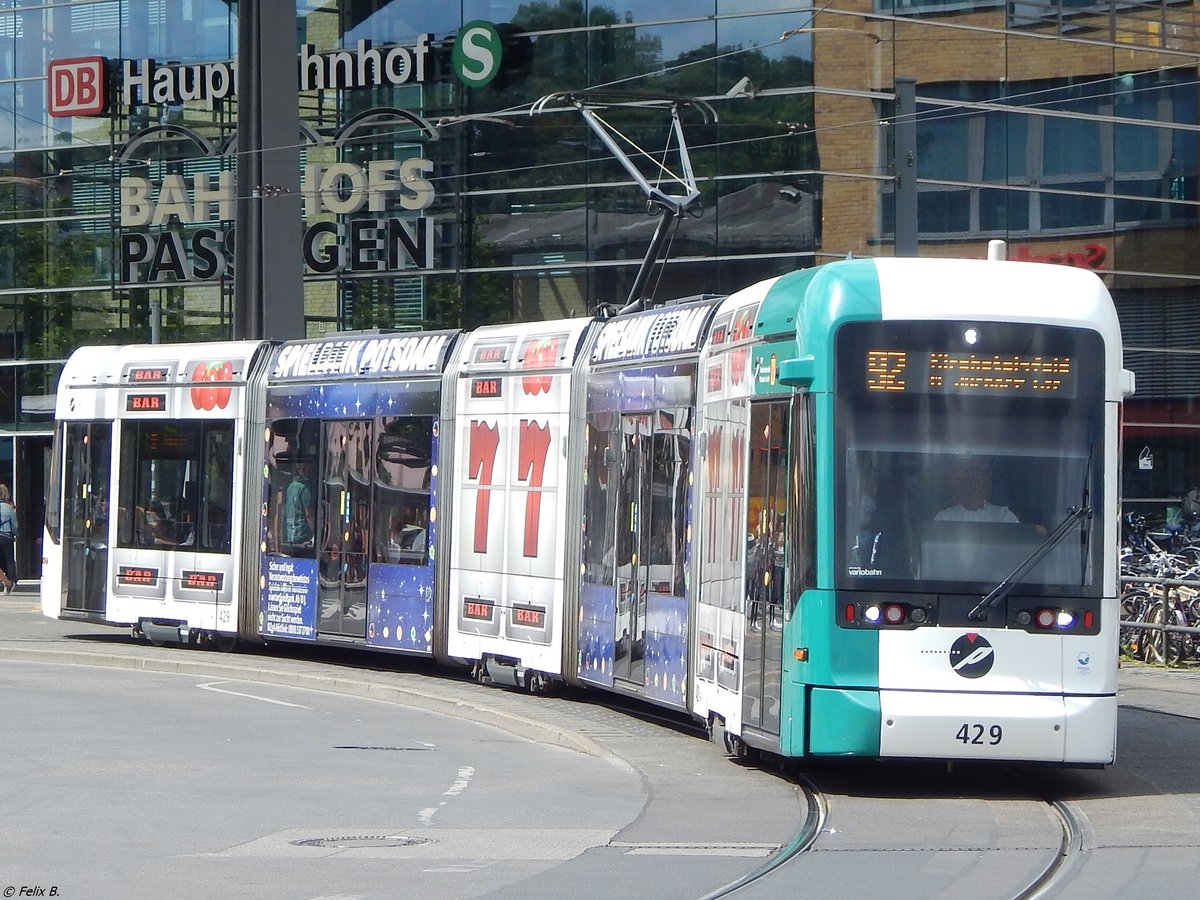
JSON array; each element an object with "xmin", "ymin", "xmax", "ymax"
[{"xmin": 968, "ymin": 504, "xmax": 1092, "ymax": 621}]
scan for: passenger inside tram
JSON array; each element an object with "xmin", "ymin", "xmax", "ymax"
[{"xmin": 283, "ymin": 458, "xmax": 316, "ymax": 553}]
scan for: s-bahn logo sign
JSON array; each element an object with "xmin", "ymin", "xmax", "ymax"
[
  {"xmin": 949, "ymin": 633, "xmax": 995, "ymax": 678},
  {"xmin": 47, "ymin": 22, "xmax": 508, "ymax": 117}
]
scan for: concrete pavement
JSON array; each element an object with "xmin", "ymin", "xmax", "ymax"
[
  {"xmin": 4, "ymin": 582, "xmax": 1197, "ymax": 860},
  {"xmin": 0, "ymin": 586, "xmax": 807, "ymax": 871}
]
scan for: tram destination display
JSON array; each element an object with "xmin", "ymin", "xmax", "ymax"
[{"xmin": 864, "ymin": 348, "xmax": 1076, "ymax": 397}]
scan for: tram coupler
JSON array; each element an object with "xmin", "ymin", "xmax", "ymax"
[
  {"xmin": 138, "ymin": 619, "xmax": 189, "ymax": 646},
  {"xmin": 709, "ymin": 715, "xmax": 737, "ymax": 756},
  {"xmin": 482, "ymin": 655, "xmax": 528, "ymax": 690}
]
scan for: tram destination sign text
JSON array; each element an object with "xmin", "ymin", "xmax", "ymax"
[{"xmin": 865, "ymin": 349, "xmax": 1075, "ymax": 397}]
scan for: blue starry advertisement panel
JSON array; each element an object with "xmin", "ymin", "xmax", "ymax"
[
  {"xmin": 577, "ymin": 302, "xmax": 718, "ymax": 706},
  {"xmin": 259, "ymin": 332, "xmax": 456, "ymax": 651}
]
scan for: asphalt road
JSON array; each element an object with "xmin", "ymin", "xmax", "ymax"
[
  {"xmin": 0, "ymin": 590, "xmax": 804, "ymax": 900},
  {"xmin": 3, "ymin": 588, "xmax": 1199, "ymax": 899}
]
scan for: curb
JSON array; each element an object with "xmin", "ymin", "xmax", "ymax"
[{"xmin": 0, "ymin": 644, "xmax": 619, "ymax": 764}]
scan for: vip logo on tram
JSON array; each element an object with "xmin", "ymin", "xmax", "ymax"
[{"xmin": 949, "ymin": 633, "xmax": 995, "ymax": 678}]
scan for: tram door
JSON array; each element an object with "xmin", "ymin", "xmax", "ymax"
[
  {"xmin": 614, "ymin": 414, "xmax": 652, "ymax": 687},
  {"xmin": 62, "ymin": 423, "xmax": 112, "ymax": 615},
  {"xmin": 317, "ymin": 421, "xmax": 369, "ymax": 638},
  {"xmin": 742, "ymin": 401, "xmax": 788, "ymax": 736}
]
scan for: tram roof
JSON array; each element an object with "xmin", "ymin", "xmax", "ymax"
[
  {"xmin": 58, "ymin": 340, "xmax": 272, "ymax": 387},
  {"xmin": 751, "ymin": 256, "xmax": 1127, "ymax": 399}
]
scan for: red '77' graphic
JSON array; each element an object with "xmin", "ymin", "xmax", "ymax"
[{"xmin": 468, "ymin": 419, "xmax": 552, "ymax": 557}]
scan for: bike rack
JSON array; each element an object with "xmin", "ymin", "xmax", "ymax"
[{"xmin": 1120, "ymin": 574, "xmax": 1200, "ymax": 666}]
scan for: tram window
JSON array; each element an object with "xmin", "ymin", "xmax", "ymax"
[
  {"xmin": 789, "ymin": 393, "xmax": 816, "ymax": 611},
  {"xmin": 616, "ymin": 415, "xmax": 645, "ymax": 571},
  {"xmin": 746, "ymin": 401, "xmax": 789, "ymax": 622},
  {"xmin": 648, "ymin": 411, "xmax": 691, "ymax": 596},
  {"xmin": 265, "ymin": 419, "xmax": 319, "ymax": 559},
  {"xmin": 841, "ymin": 437, "xmax": 1097, "ymax": 589},
  {"xmin": 117, "ymin": 420, "xmax": 233, "ymax": 553},
  {"xmin": 199, "ymin": 427, "xmax": 233, "ymax": 550},
  {"xmin": 46, "ymin": 424, "xmax": 63, "ymax": 542},
  {"xmin": 372, "ymin": 416, "xmax": 433, "ymax": 566},
  {"xmin": 582, "ymin": 415, "xmax": 619, "ymax": 584},
  {"xmin": 62, "ymin": 423, "xmax": 110, "ymax": 547}
]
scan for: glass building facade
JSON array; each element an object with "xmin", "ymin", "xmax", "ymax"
[{"xmin": 2, "ymin": 0, "xmax": 1199, "ymax": 575}]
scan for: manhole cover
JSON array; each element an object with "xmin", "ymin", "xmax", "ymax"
[{"xmin": 291, "ymin": 835, "xmax": 432, "ymax": 849}]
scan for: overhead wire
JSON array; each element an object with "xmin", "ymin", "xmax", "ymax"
[{"xmin": 0, "ymin": 7, "xmax": 1198, "ymax": 214}]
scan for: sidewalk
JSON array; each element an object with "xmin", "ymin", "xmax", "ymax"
[{"xmin": 1117, "ymin": 659, "xmax": 1200, "ymax": 718}]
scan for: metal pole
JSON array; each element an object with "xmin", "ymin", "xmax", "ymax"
[
  {"xmin": 149, "ymin": 296, "xmax": 161, "ymax": 343},
  {"xmin": 894, "ymin": 76, "xmax": 918, "ymax": 258},
  {"xmin": 1160, "ymin": 584, "xmax": 1171, "ymax": 662},
  {"xmin": 234, "ymin": 0, "xmax": 304, "ymax": 341}
]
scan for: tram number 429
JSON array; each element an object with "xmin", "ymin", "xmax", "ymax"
[{"xmin": 956, "ymin": 723, "xmax": 1003, "ymax": 746}]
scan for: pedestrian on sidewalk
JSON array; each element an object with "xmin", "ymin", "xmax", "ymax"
[{"xmin": 0, "ymin": 484, "xmax": 18, "ymax": 593}]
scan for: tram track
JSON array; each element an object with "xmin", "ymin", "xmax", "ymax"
[
  {"xmin": 691, "ymin": 763, "xmax": 1098, "ymax": 900},
  {"xmin": 699, "ymin": 773, "xmax": 827, "ymax": 899},
  {"xmin": 1015, "ymin": 796, "xmax": 1090, "ymax": 900}
]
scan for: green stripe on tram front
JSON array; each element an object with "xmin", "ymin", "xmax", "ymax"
[{"xmin": 765, "ymin": 260, "xmax": 888, "ymax": 757}]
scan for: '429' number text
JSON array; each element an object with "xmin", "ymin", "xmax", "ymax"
[{"xmin": 956, "ymin": 723, "xmax": 1003, "ymax": 745}]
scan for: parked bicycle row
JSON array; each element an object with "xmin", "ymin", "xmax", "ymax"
[{"xmin": 1120, "ymin": 512, "xmax": 1200, "ymax": 666}]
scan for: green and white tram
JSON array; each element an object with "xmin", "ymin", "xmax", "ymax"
[
  {"xmin": 41, "ymin": 254, "xmax": 1129, "ymax": 766},
  {"xmin": 695, "ymin": 256, "xmax": 1129, "ymax": 763}
]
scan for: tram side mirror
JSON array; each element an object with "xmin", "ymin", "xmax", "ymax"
[
  {"xmin": 1121, "ymin": 368, "xmax": 1136, "ymax": 398},
  {"xmin": 778, "ymin": 356, "xmax": 815, "ymax": 387}
]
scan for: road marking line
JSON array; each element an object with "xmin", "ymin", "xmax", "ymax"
[
  {"xmin": 417, "ymin": 807, "xmax": 440, "ymax": 825},
  {"xmin": 197, "ymin": 680, "xmax": 311, "ymax": 708},
  {"xmin": 418, "ymin": 766, "xmax": 475, "ymax": 825},
  {"xmin": 444, "ymin": 766, "xmax": 474, "ymax": 797}
]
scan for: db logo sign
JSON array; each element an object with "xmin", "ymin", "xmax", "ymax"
[{"xmin": 48, "ymin": 57, "xmax": 108, "ymax": 117}]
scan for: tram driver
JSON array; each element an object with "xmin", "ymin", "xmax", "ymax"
[{"xmin": 934, "ymin": 456, "xmax": 1018, "ymax": 524}]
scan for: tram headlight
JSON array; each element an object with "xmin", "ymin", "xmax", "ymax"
[
  {"xmin": 910, "ymin": 607, "xmax": 928, "ymax": 624},
  {"xmin": 1015, "ymin": 610, "xmax": 1032, "ymax": 626},
  {"xmin": 863, "ymin": 605, "xmax": 881, "ymax": 623},
  {"xmin": 1057, "ymin": 610, "xmax": 1075, "ymax": 629}
]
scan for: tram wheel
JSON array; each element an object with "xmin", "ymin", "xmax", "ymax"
[{"xmin": 211, "ymin": 633, "xmax": 238, "ymax": 653}]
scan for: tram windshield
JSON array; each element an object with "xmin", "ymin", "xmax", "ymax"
[
  {"xmin": 835, "ymin": 320, "xmax": 1105, "ymax": 596},
  {"xmin": 116, "ymin": 420, "xmax": 234, "ymax": 553}
]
